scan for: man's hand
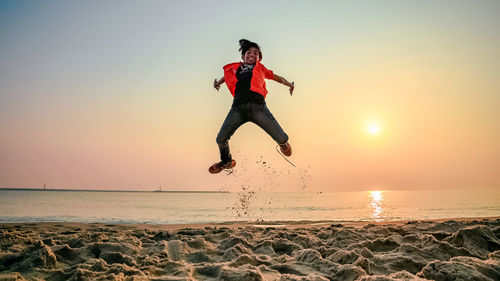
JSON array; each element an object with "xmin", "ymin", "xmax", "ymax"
[
  {"xmin": 213, "ymin": 79, "xmax": 220, "ymax": 91},
  {"xmin": 272, "ymin": 74, "xmax": 294, "ymax": 96}
]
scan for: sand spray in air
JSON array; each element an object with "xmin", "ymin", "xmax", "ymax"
[{"xmin": 220, "ymin": 151, "xmax": 312, "ymax": 221}]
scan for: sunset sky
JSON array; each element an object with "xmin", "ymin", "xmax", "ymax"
[{"xmin": 1, "ymin": 0, "xmax": 499, "ymax": 192}]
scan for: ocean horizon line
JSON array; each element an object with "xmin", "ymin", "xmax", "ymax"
[{"xmin": 0, "ymin": 187, "xmax": 229, "ymax": 193}]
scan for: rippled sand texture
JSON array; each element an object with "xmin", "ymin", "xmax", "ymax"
[{"xmin": 1, "ymin": 219, "xmax": 500, "ymax": 280}]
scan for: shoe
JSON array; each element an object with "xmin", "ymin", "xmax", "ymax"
[
  {"xmin": 279, "ymin": 142, "xmax": 292, "ymax": 157},
  {"xmin": 208, "ymin": 160, "xmax": 236, "ymax": 174}
]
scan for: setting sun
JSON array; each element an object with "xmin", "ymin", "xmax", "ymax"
[{"xmin": 367, "ymin": 123, "xmax": 380, "ymax": 135}]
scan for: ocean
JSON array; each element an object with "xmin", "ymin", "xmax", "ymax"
[{"xmin": 0, "ymin": 189, "xmax": 499, "ymax": 224}]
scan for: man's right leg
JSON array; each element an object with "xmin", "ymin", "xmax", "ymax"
[{"xmin": 216, "ymin": 106, "xmax": 246, "ymax": 164}]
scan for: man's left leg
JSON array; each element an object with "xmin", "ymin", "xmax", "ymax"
[{"xmin": 250, "ymin": 103, "xmax": 292, "ymax": 156}]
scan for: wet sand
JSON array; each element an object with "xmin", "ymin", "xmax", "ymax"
[{"xmin": 1, "ymin": 217, "xmax": 499, "ymax": 280}]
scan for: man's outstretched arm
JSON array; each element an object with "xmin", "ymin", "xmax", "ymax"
[
  {"xmin": 213, "ymin": 77, "xmax": 225, "ymax": 91},
  {"xmin": 272, "ymin": 74, "xmax": 294, "ymax": 95}
]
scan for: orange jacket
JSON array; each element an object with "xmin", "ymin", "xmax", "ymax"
[{"xmin": 223, "ymin": 61, "xmax": 274, "ymax": 98}]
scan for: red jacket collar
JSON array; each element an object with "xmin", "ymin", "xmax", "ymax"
[{"xmin": 223, "ymin": 60, "xmax": 262, "ymax": 71}]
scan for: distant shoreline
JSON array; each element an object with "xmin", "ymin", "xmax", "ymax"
[{"xmin": 0, "ymin": 187, "xmax": 229, "ymax": 193}]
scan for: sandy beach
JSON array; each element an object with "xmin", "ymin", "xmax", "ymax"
[{"xmin": 1, "ymin": 217, "xmax": 499, "ymax": 281}]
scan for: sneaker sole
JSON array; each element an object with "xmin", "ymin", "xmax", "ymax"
[{"xmin": 208, "ymin": 160, "xmax": 236, "ymax": 174}]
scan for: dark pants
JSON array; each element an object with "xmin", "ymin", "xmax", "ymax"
[{"xmin": 216, "ymin": 103, "xmax": 289, "ymax": 164}]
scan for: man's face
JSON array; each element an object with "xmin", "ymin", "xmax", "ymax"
[{"xmin": 242, "ymin": 47, "xmax": 260, "ymax": 64}]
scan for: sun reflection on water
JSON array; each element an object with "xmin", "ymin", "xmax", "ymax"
[{"xmin": 369, "ymin": 190, "xmax": 385, "ymax": 221}]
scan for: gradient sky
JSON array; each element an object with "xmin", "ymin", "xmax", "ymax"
[{"xmin": 1, "ymin": 0, "xmax": 499, "ymax": 192}]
